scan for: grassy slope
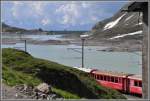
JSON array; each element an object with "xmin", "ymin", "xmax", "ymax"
[
  {"xmin": 2, "ymin": 65, "xmax": 80, "ymax": 99},
  {"xmin": 2, "ymin": 48, "xmax": 126, "ymax": 99}
]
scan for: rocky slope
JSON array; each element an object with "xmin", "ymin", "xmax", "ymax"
[
  {"xmin": 89, "ymin": 3, "xmax": 143, "ymax": 51},
  {"xmin": 2, "ymin": 83, "xmax": 62, "ymax": 100}
]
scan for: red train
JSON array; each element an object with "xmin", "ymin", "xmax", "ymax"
[
  {"xmin": 73, "ymin": 67, "xmax": 142, "ymax": 96},
  {"xmin": 90, "ymin": 69, "xmax": 142, "ymax": 95}
]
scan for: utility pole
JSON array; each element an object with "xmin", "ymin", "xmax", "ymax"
[
  {"xmin": 123, "ymin": 2, "xmax": 148, "ymax": 99},
  {"xmin": 24, "ymin": 40, "xmax": 27, "ymax": 52},
  {"xmin": 142, "ymin": 3, "xmax": 148, "ymax": 99},
  {"xmin": 80, "ymin": 34, "xmax": 89, "ymax": 68},
  {"xmin": 81, "ymin": 38, "xmax": 85, "ymax": 68}
]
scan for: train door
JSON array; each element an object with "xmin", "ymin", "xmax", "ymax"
[
  {"xmin": 122, "ymin": 78, "xmax": 126, "ymax": 92},
  {"xmin": 122, "ymin": 77, "xmax": 130, "ymax": 93},
  {"xmin": 126, "ymin": 78, "xmax": 130, "ymax": 93}
]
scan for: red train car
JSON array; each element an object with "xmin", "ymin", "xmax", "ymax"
[
  {"xmin": 90, "ymin": 69, "xmax": 142, "ymax": 95},
  {"xmin": 128, "ymin": 75, "xmax": 142, "ymax": 95}
]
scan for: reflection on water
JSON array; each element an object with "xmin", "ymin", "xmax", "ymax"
[{"xmin": 2, "ymin": 43, "xmax": 142, "ymax": 75}]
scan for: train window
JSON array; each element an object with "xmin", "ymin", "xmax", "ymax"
[
  {"xmin": 111, "ymin": 77, "xmax": 114, "ymax": 82},
  {"xmin": 139, "ymin": 81, "xmax": 142, "ymax": 87},
  {"xmin": 115, "ymin": 77, "xmax": 118, "ymax": 83},
  {"xmin": 105, "ymin": 76, "xmax": 107, "ymax": 81},
  {"xmin": 107, "ymin": 76, "xmax": 110, "ymax": 81},
  {"xmin": 104, "ymin": 76, "xmax": 107, "ymax": 81},
  {"xmin": 97, "ymin": 75, "xmax": 100, "ymax": 80},
  {"xmin": 100, "ymin": 75, "xmax": 103, "ymax": 80},
  {"xmin": 119, "ymin": 78, "xmax": 122, "ymax": 83},
  {"xmin": 134, "ymin": 81, "xmax": 138, "ymax": 86}
]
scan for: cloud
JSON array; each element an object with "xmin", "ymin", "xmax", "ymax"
[
  {"xmin": 2, "ymin": 1, "xmax": 126, "ymax": 30},
  {"xmin": 28, "ymin": 1, "xmax": 48, "ymax": 16},
  {"xmin": 91, "ymin": 16, "xmax": 99, "ymax": 22},
  {"xmin": 55, "ymin": 2, "xmax": 80, "ymax": 25},
  {"xmin": 54, "ymin": 1, "xmax": 101, "ymax": 26},
  {"xmin": 81, "ymin": 2, "xmax": 92, "ymax": 8},
  {"xmin": 41, "ymin": 18, "xmax": 50, "ymax": 26},
  {"xmin": 11, "ymin": 1, "xmax": 22, "ymax": 18},
  {"xmin": 12, "ymin": 1, "xmax": 23, "ymax": 5},
  {"xmin": 11, "ymin": 1, "xmax": 47, "ymax": 18}
]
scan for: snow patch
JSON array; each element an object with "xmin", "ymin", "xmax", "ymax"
[
  {"xmin": 73, "ymin": 67, "xmax": 92, "ymax": 73},
  {"xmin": 103, "ymin": 13, "xmax": 126, "ymax": 30},
  {"xmin": 135, "ymin": 22, "xmax": 143, "ymax": 25},
  {"xmin": 109, "ymin": 30, "xmax": 143, "ymax": 40},
  {"xmin": 125, "ymin": 14, "xmax": 134, "ymax": 21},
  {"xmin": 80, "ymin": 34, "xmax": 89, "ymax": 38}
]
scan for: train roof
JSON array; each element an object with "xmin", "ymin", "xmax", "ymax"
[
  {"xmin": 128, "ymin": 74, "xmax": 142, "ymax": 80},
  {"xmin": 73, "ymin": 67, "xmax": 142, "ymax": 80},
  {"xmin": 91, "ymin": 70, "xmax": 132, "ymax": 77}
]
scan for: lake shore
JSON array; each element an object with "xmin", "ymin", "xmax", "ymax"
[{"xmin": 2, "ymin": 37, "xmax": 142, "ymax": 52}]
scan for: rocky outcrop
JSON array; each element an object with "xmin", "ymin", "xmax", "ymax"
[{"xmin": 2, "ymin": 83, "xmax": 62, "ymax": 100}]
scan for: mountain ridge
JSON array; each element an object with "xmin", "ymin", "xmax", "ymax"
[{"xmin": 88, "ymin": 2, "xmax": 143, "ymax": 51}]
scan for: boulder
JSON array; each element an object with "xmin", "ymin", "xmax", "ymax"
[{"xmin": 35, "ymin": 83, "xmax": 50, "ymax": 94}]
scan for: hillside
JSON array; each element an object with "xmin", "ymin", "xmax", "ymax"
[
  {"xmin": 2, "ymin": 48, "xmax": 126, "ymax": 99},
  {"xmin": 2, "ymin": 23, "xmax": 27, "ymax": 32},
  {"xmin": 2, "ymin": 23, "xmax": 46, "ymax": 34},
  {"xmin": 89, "ymin": 3, "xmax": 143, "ymax": 51},
  {"xmin": 2, "ymin": 23, "xmax": 87, "ymax": 35}
]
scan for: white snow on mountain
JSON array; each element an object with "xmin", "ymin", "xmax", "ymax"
[
  {"xmin": 135, "ymin": 22, "xmax": 143, "ymax": 25},
  {"xmin": 125, "ymin": 14, "xmax": 134, "ymax": 21},
  {"xmin": 73, "ymin": 67, "xmax": 92, "ymax": 73},
  {"xmin": 109, "ymin": 30, "xmax": 143, "ymax": 40},
  {"xmin": 103, "ymin": 13, "xmax": 126, "ymax": 30}
]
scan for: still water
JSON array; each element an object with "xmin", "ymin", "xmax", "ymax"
[{"xmin": 2, "ymin": 43, "xmax": 142, "ymax": 75}]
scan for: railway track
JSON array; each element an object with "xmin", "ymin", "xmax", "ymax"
[{"xmin": 123, "ymin": 94, "xmax": 142, "ymax": 99}]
